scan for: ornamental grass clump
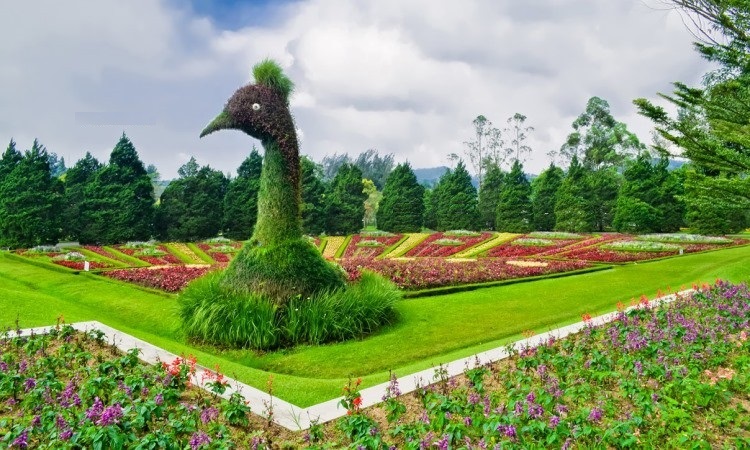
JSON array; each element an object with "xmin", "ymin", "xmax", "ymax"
[{"xmin": 186, "ymin": 59, "xmax": 399, "ymax": 348}]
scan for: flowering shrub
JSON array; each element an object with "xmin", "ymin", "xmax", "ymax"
[
  {"xmin": 405, "ymin": 232, "xmax": 493, "ymax": 258},
  {"xmin": 339, "ymin": 258, "xmax": 589, "ymax": 290},
  {"xmin": 327, "ymin": 281, "xmax": 750, "ymax": 448},
  {"xmin": 102, "ymin": 266, "xmax": 214, "ymax": 292},
  {"xmin": 0, "ymin": 327, "xmax": 289, "ymax": 448}
]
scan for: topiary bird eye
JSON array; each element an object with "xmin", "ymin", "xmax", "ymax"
[{"xmin": 252, "ymin": 103, "xmax": 261, "ymax": 111}]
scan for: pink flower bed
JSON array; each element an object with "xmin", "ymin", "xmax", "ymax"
[
  {"xmin": 484, "ymin": 238, "xmax": 577, "ymax": 258},
  {"xmin": 196, "ymin": 243, "xmax": 235, "ymax": 264},
  {"xmin": 102, "ymin": 266, "xmax": 214, "ymax": 292},
  {"xmin": 341, "ymin": 234, "xmax": 402, "ymax": 259},
  {"xmin": 404, "ymin": 232, "xmax": 493, "ymax": 258},
  {"xmin": 82, "ymin": 245, "xmax": 127, "ymax": 262},
  {"xmin": 339, "ymin": 257, "xmax": 590, "ymax": 290}
]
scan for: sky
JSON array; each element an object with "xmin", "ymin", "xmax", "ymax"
[{"xmin": 0, "ymin": 0, "xmax": 709, "ymax": 179}]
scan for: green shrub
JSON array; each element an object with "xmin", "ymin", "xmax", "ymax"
[{"xmin": 179, "ymin": 271, "xmax": 400, "ymax": 350}]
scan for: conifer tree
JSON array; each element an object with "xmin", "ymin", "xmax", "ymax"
[
  {"xmin": 477, "ymin": 163, "xmax": 504, "ymax": 230},
  {"xmin": 435, "ymin": 161, "xmax": 480, "ymax": 231},
  {"xmin": 61, "ymin": 152, "xmax": 102, "ymax": 240},
  {"xmin": 325, "ymin": 163, "xmax": 367, "ymax": 235},
  {"xmin": 222, "ymin": 149, "xmax": 263, "ymax": 240},
  {"xmin": 157, "ymin": 162, "xmax": 228, "ymax": 241},
  {"xmin": 300, "ymin": 156, "xmax": 328, "ymax": 235},
  {"xmin": 80, "ymin": 134, "xmax": 155, "ymax": 244},
  {"xmin": 0, "ymin": 140, "xmax": 62, "ymax": 248},
  {"xmin": 495, "ymin": 160, "xmax": 532, "ymax": 232},
  {"xmin": 377, "ymin": 162, "xmax": 425, "ymax": 232},
  {"xmin": 423, "ymin": 187, "xmax": 438, "ymax": 230},
  {"xmin": 531, "ymin": 163, "xmax": 564, "ymax": 231},
  {"xmin": 0, "ymin": 139, "xmax": 22, "ymax": 180},
  {"xmin": 554, "ymin": 156, "xmax": 596, "ymax": 232}
]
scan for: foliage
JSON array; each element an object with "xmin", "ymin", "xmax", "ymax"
[
  {"xmin": 462, "ymin": 115, "xmax": 505, "ymax": 187},
  {"xmin": 531, "ymin": 163, "xmax": 564, "ymax": 231},
  {"xmin": 477, "ymin": 162, "xmax": 504, "ymax": 230},
  {"xmin": 300, "ymin": 156, "xmax": 328, "ymax": 235},
  {"xmin": 353, "ymin": 148, "xmax": 395, "ymax": 190},
  {"xmin": 252, "ymin": 58, "xmax": 294, "ymax": 101},
  {"xmin": 0, "ymin": 139, "xmax": 63, "ymax": 248},
  {"xmin": 60, "ymin": 152, "xmax": 102, "ymax": 241},
  {"xmin": 377, "ymin": 162, "xmax": 425, "ymax": 233},
  {"xmin": 104, "ymin": 266, "xmax": 214, "ymax": 292},
  {"xmin": 559, "ymin": 96, "xmax": 644, "ymax": 169},
  {"xmin": 504, "ymin": 112, "xmax": 534, "ymax": 164},
  {"xmin": 222, "ymin": 149, "xmax": 262, "ymax": 240},
  {"xmin": 156, "ymin": 163, "xmax": 229, "ymax": 242},
  {"xmin": 77, "ymin": 134, "xmax": 155, "ymax": 244},
  {"xmin": 361, "ymin": 178, "xmax": 381, "ymax": 229},
  {"xmin": 496, "ymin": 160, "xmax": 533, "ymax": 233},
  {"xmin": 325, "ymin": 163, "xmax": 367, "ymax": 235},
  {"xmin": 613, "ymin": 153, "xmax": 685, "ymax": 233},
  {"xmin": 179, "ymin": 270, "xmax": 399, "ymax": 349},
  {"xmin": 433, "ymin": 161, "xmax": 481, "ymax": 231},
  {"xmin": 554, "ymin": 156, "xmax": 596, "ymax": 232}
]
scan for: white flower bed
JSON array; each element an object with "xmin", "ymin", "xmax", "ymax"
[
  {"xmin": 511, "ymin": 238, "xmax": 556, "ymax": 247},
  {"xmin": 527, "ymin": 231, "xmax": 583, "ymax": 240},
  {"xmin": 636, "ymin": 233, "xmax": 732, "ymax": 244},
  {"xmin": 602, "ymin": 240, "xmax": 680, "ymax": 252}
]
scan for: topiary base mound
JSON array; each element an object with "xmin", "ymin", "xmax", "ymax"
[
  {"xmin": 179, "ymin": 270, "xmax": 401, "ymax": 350},
  {"xmin": 222, "ymin": 238, "xmax": 346, "ymax": 304}
]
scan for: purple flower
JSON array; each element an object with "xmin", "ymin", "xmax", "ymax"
[
  {"xmin": 514, "ymin": 401, "xmax": 524, "ymax": 416},
  {"xmin": 536, "ymin": 364, "xmax": 547, "ymax": 377},
  {"xmin": 503, "ymin": 424, "xmax": 517, "ymax": 439},
  {"xmin": 154, "ymin": 393, "xmax": 164, "ymax": 406},
  {"xmin": 0, "ymin": 361, "xmax": 7, "ymax": 372},
  {"xmin": 23, "ymin": 378, "xmax": 36, "ymax": 392},
  {"xmin": 11, "ymin": 429, "xmax": 28, "ymax": 448},
  {"xmin": 588, "ymin": 407, "xmax": 603, "ymax": 423},
  {"xmin": 526, "ymin": 392, "xmax": 536, "ymax": 403},
  {"xmin": 60, "ymin": 429, "xmax": 73, "ymax": 441},
  {"xmin": 97, "ymin": 403, "xmax": 123, "ymax": 426},
  {"xmin": 189, "ymin": 431, "xmax": 211, "ymax": 450},
  {"xmin": 549, "ymin": 415, "xmax": 560, "ymax": 428},
  {"xmin": 31, "ymin": 415, "xmax": 40, "ymax": 427},
  {"xmin": 18, "ymin": 360, "xmax": 27, "ymax": 374},
  {"xmin": 55, "ymin": 415, "xmax": 67, "ymax": 430},
  {"xmin": 435, "ymin": 434, "xmax": 449, "ymax": 450},
  {"xmin": 200, "ymin": 406, "xmax": 219, "ymax": 424},
  {"xmin": 464, "ymin": 416, "xmax": 472, "ymax": 426},
  {"xmin": 85, "ymin": 397, "xmax": 104, "ymax": 421},
  {"xmin": 562, "ymin": 438, "xmax": 574, "ymax": 450},
  {"xmin": 528, "ymin": 403, "xmax": 544, "ymax": 419}
]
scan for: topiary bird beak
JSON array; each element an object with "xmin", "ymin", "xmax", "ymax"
[{"xmin": 200, "ymin": 110, "xmax": 233, "ymax": 138}]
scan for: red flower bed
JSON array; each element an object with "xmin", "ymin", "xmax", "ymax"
[
  {"xmin": 341, "ymin": 234, "xmax": 402, "ymax": 259},
  {"xmin": 196, "ymin": 243, "xmax": 235, "ymax": 263},
  {"xmin": 557, "ymin": 248, "xmax": 674, "ymax": 263},
  {"xmin": 404, "ymin": 232, "xmax": 493, "ymax": 258},
  {"xmin": 102, "ymin": 266, "xmax": 213, "ymax": 292},
  {"xmin": 53, "ymin": 260, "xmax": 109, "ymax": 270},
  {"xmin": 82, "ymin": 245, "xmax": 127, "ymax": 262},
  {"xmin": 339, "ymin": 257, "xmax": 590, "ymax": 290}
]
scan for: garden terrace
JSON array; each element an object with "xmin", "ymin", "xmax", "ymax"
[
  {"xmin": 340, "ymin": 232, "xmax": 402, "ymax": 259},
  {"xmin": 1, "ymin": 243, "xmax": 748, "ymax": 408}
]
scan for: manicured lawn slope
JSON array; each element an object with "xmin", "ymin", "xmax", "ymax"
[{"xmin": 0, "ymin": 246, "xmax": 749, "ymax": 406}]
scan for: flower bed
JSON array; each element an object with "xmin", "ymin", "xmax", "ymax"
[
  {"xmin": 102, "ymin": 266, "xmax": 213, "ymax": 292},
  {"xmin": 485, "ymin": 237, "xmax": 578, "ymax": 258},
  {"xmin": 637, "ymin": 233, "xmax": 734, "ymax": 244},
  {"xmin": 601, "ymin": 240, "xmax": 681, "ymax": 252},
  {"xmin": 323, "ymin": 281, "xmax": 750, "ymax": 448},
  {"xmin": 0, "ymin": 326, "xmax": 291, "ymax": 448},
  {"xmin": 527, "ymin": 231, "xmax": 584, "ymax": 240},
  {"xmin": 557, "ymin": 247, "xmax": 675, "ymax": 263},
  {"xmin": 339, "ymin": 257, "xmax": 589, "ymax": 290},
  {"xmin": 385, "ymin": 233, "xmax": 430, "ymax": 258},
  {"xmin": 196, "ymin": 243, "xmax": 240, "ymax": 264},
  {"xmin": 322, "ymin": 236, "xmax": 347, "ymax": 259},
  {"xmin": 82, "ymin": 245, "xmax": 129, "ymax": 263},
  {"xmin": 404, "ymin": 232, "xmax": 493, "ymax": 258},
  {"xmin": 115, "ymin": 244, "xmax": 182, "ymax": 265},
  {"xmin": 52, "ymin": 260, "xmax": 109, "ymax": 270},
  {"xmin": 341, "ymin": 233, "xmax": 402, "ymax": 259}
]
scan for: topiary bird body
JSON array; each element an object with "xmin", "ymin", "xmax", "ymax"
[{"xmin": 200, "ymin": 60, "xmax": 345, "ymax": 303}]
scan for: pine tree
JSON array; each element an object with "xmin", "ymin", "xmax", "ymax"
[
  {"xmin": 495, "ymin": 160, "xmax": 532, "ymax": 232},
  {"xmin": 0, "ymin": 140, "xmax": 62, "ymax": 248},
  {"xmin": 0, "ymin": 139, "xmax": 22, "ymax": 180},
  {"xmin": 61, "ymin": 152, "xmax": 102, "ymax": 240},
  {"xmin": 325, "ymin": 163, "xmax": 367, "ymax": 235},
  {"xmin": 300, "ymin": 156, "xmax": 327, "ymax": 235},
  {"xmin": 80, "ymin": 134, "xmax": 155, "ymax": 244},
  {"xmin": 477, "ymin": 163, "xmax": 504, "ymax": 230},
  {"xmin": 554, "ymin": 156, "xmax": 596, "ymax": 232},
  {"xmin": 435, "ymin": 161, "xmax": 480, "ymax": 231},
  {"xmin": 531, "ymin": 163, "xmax": 564, "ymax": 231},
  {"xmin": 222, "ymin": 149, "xmax": 263, "ymax": 240},
  {"xmin": 423, "ymin": 187, "xmax": 438, "ymax": 230},
  {"xmin": 377, "ymin": 162, "xmax": 425, "ymax": 232}
]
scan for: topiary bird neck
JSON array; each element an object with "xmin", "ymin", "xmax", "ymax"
[{"xmin": 251, "ymin": 137, "xmax": 303, "ymax": 246}]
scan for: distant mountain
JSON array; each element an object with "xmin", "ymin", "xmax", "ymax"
[{"xmin": 413, "ymin": 166, "xmax": 449, "ymax": 188}]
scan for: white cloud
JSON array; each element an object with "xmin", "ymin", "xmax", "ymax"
[{"xmin": 0, "ymin": 0, "xmax": 710, "ymax": 179}]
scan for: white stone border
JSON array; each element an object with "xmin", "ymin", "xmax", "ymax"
[{"xmin": 12, "ymin": 289, "xmax": 693, "ymax": 431}]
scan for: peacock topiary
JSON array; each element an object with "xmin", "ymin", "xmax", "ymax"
[
  {"xmin": 200, "ymin": 59, "xmax": 346, "ymax": 302},
  {"xmin": 183, "ymin": 59, "xmax": 400, "ymax": 349}
]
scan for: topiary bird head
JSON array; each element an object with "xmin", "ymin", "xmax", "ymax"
[{"xmin": 200, "ymin": 59, "xmax": 296, "ymax": 144}]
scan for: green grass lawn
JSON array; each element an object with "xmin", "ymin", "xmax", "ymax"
[{"xmin": 0, "ymin": 245, "xmax": 749, "ymax": 406}]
